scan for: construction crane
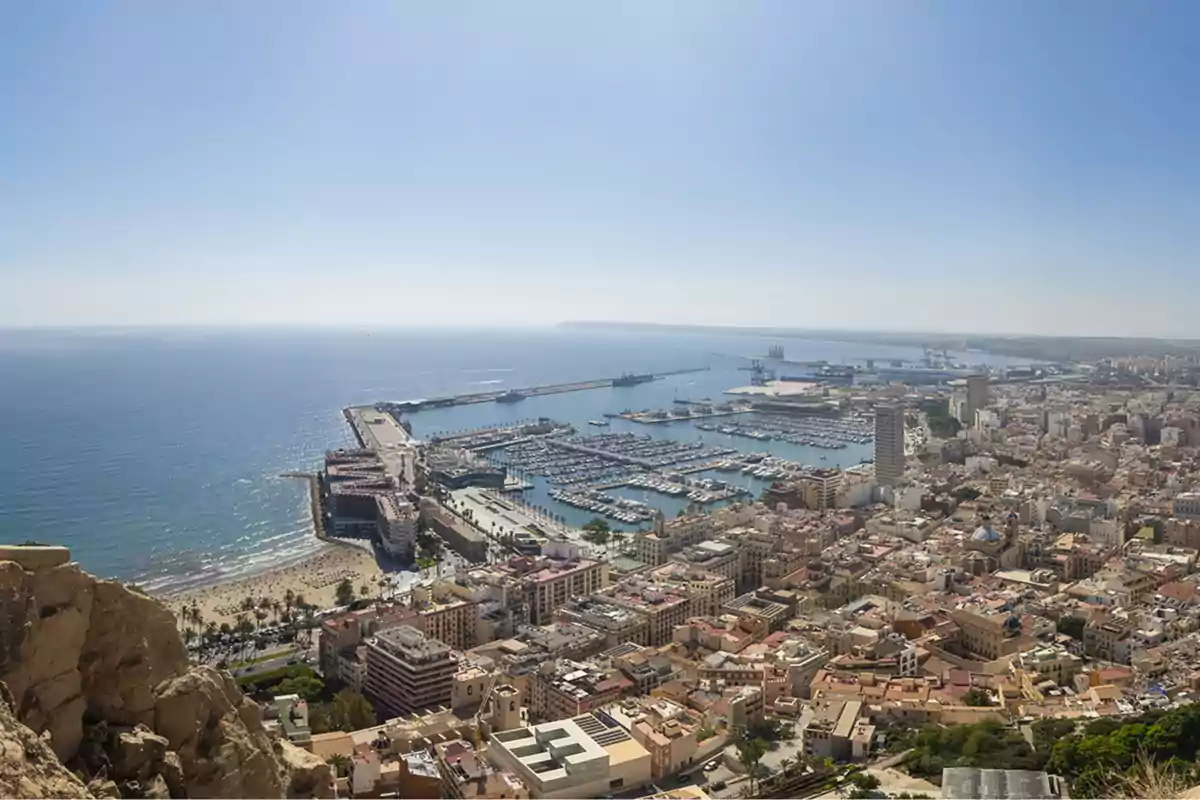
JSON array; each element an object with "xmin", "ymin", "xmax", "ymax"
[
  {"xmin": 737, "ymin": 359, "xmax": 775, "ymax": 386},
  {"xmin": 473, "ymin": 671, "xmax": 500, "ymax": 749}
]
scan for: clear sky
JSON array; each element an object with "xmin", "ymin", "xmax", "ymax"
[{"xmin": 3, "ymin": 2, "xmax": 1198, "ymax": 335}]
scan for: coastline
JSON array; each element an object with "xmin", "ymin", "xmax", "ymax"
[
  {"xmin": 161, "ymin": 544, "xmax": 386, "ymax": 628},
  {"xmin": 158, "ymin": 469, "xmax": 385, "ymax": 628}
]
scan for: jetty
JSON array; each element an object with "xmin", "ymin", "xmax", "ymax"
[{"xmin": 374, "ymin": 366, "xmax": 709, "ymax": 413}]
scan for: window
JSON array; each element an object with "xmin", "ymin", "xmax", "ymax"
[{"xmin": 610, "ymin": 778, "xmax": 624, "ymax": 790}]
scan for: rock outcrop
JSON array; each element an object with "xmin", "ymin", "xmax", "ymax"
[
  {"xmin": 0, "ymin": 677, "xmax": 94, "ymax": 798},
  {"xmin": 277, "ymin": 740, "xmax": 335, "ymax": 799},
  {"xmin": 0, "ymin": 548, "xmax": 300, "ymax": 798},
  {"xmin": 153, "ymin": 667, "xmax": 286, "ymax": 798}
]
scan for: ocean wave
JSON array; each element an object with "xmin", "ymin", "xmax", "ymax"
[{"xmin": 470, "ymin": 379, "xmax": 504, "ymax": 385}]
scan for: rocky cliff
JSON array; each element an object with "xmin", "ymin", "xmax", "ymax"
[{"xmin": 0, "ymin": 546, "xmax": 321, "ymax": 798}]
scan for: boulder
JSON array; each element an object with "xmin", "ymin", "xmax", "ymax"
[
  {"xmin": 110, "ymin": 723, "xmax": 169, "ymax": 782},
  {"xmin": 154, "ymin": 666, "xmax": 285, "ymax": 798},
  {"xmin": 160, "ymin": 750, "xmax": 185, "ymax": 798},
  {"xmin": 143, "ymin": 773, "xmax": 171, "ymax": 799},
  {"xmin": 278, "ymin": 739, "xmax": 335, "ymax": 799},
  {"xmin": 87, "ymin": 778, "xmax": 121, "ymax": 798},
  {"xmin": 0, "ymin": 678, "xmax": 94, "ymax": 798}
]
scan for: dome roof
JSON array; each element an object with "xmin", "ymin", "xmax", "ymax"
[{"xmin": 972, "ymin": 525, "xmax": 1002, "ymax": 543}]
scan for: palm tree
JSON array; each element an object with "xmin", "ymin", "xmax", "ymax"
[
  {"xmin": 328, "ymin": 754, "xmax": 351, "ymax": 779},
  {"xmin": 284, "ymin": 588, "xmax": 296, "ymax": 619}
]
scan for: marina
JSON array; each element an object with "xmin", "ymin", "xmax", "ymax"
[
  {"xmin": 693, "ymin": 411, "xmax": 874, "ymax": 449},
  {"xmin": 618, "ymin": 402, "xmax": 753, "ymax": 424},
  {"xmin": 382, "ymin": 362, "xmax": 881, "ymax": 529}
]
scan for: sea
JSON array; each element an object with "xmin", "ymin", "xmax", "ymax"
[{"xmin": 0, "ymin": 326, "xmax": 1035, "ymax": 593}]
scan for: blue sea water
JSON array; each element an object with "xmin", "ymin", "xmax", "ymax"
[{"xmin": 0, "ymin": 327, "xmax": 1031, "ymax": 591}]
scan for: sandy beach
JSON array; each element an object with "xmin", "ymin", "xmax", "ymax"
[{"xmin": 160, "ymin": 544, "xmax": 387, "ymax": 629}]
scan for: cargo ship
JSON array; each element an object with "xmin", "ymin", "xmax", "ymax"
[{"xmin": 613, "ymin": 373, "xmax": 654, "ymax": 387}]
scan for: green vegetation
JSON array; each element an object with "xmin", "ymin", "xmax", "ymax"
[
  {"xmin": 582, "ymin": 517, "xmax": 610, "ymax": 533},
  {"xmin": 696, "ymin": 725, "xmax": 716, "ymax": 743},
  {"xmin": 962, "ymin": 688, "xmax": 995, "ymax": 707},
  {"xmin": 735, "ymin": 735, "xmax": 769, "ymax": 794},
  {"xmin": 748, "ymin": 716, "xmax": 791, "ymax": 742},
  {"xmin": 581, "ymin": 517, "xmax": 612, "ymax": 550},
  {"xmin": 904, "ymin": 720, "xmax": 1043, "ymax": 780},
  {"xmin": 335, "ymin": 578, "xmax": 355, "ymax": 607},
  {"xmin": 847, "ymin": 771, "xmax": 881, "ymax": 799},
  {"xmin": 236, "ymin": 663, "xmax": 319, "ymax": 694},
  {"xmin": 1046, "ymin": 704, "xmax": 1200, "ymax": 797},
  {"xmin": 1029, "ymin": 718, "xmax": 1078, "ymax": 754},
  {"xmin": 904, "ymin": 705, "xmax": 1200, "ymax": 797},
  {"xmin": 926, "ymin": 410, "xmax": 964, "ymax": 441},
  {"xmin": 1056, "ymin": 615, "xmax": 1085, "ymax": 640},
  {"xmin": 274, "ymin": 673, "xmax": 325, "ymax": 702},
  {"xmin": 310, "ymin": 689, "xmax": 377, "ymax": 734},
  {"xmin": 951, "ymin": 486, "xmax": 982, "ymax": 502}
]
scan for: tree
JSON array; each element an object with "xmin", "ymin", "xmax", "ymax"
[
  {"xmin": 327, "ymin": 754, "xmax": 351, "ymax": 779},
  {"xmin": 581, "ymin": 517, "xmax": 610, "ymax": 534},
  {"xmin": 274, "ymin": 674, "xmax": 325, "ymax": 702},
  {"xmin": 1056, "ymin": 616, "xmax": 1086, "ymax": 640},
  {"xmin": 962, "ymin": 688, "xmax": 994, "ymax": 707},
  {"xmin": 581, "ymin": 527, "xmax": 611, "ymax": 553},
  {"xmin": 312, "ymin": 689, "xmax": 377, "ymax": 733},
  {"xmin": 749, "ymin": 716, "xmax": 790, "ymax": 742},
  {"xmin": 849, "ymin": 772, "xmax": 880, "ymax": 792},
  {"xmin": 335, "ymin": 579, "xmax": 355, "ymax": 607},
  {"xmin": 735, "ymin": 734, "xmax": 769, "ymax": 794}
]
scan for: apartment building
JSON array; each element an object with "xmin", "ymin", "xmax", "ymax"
[
  {"xmin": 319, "ymin": 604, "xmax": 419, "ymax": 683},
  {"xmin": 411, "ymin": 589, "xmax": 478, "ymax": 651},
  {"xmin": 608, "ymin": 697, "xmax": 706, "ymax": 780},
  {"xmin": 596, "ymin": 580, "xmax": 693, "ymax": 647},
  {"xmin": 650, "ymin": 563, "xmax": 737, "ymax": 616},
  {"xmin": 434, "ymin": 739, "xmax": 530, "ymax": 800},
  {"xmin": 530, "ymin": 658, "xmax": 633, "ymax": 723},
  {"xmin": 802, "ymin": 469, "xmax": 843, "ymax": 512},
  {"xmin": 798, "ymin": 698, "xmax": 866, "ymax": 761},
  {"xmin": 669, "ymin": 541, "xmax": 741, "ymax": 582},
  {"xmin": 555, "ymin": 597, "xmax": 652, "ymax": 648},
  {"xmin": 524, "ymin": 557, "xmax": 609, "ymax": 625},
  {"xmin": 365, "ymin": 625, "xmax": 458, "ymax": 717},
  {"xmin": 722, "ymin": 588, "xmax": 796, "ymax": 633},
  {"xmin": 377, "ymin": 494, "xmax": 418, "ymax": 560}
]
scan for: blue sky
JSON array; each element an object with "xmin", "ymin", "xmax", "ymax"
[{"xmin": 3, "ymin": 2, "xmax": 1198, "ymax": 335}]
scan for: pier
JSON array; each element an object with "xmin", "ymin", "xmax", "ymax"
[
  {"xmin": 619, "ymin": 406, "xmax": 753, "ymax": 424},
  {"xmin": 376, "ymin": 366, "xmax": 710, "ymax": 413}
]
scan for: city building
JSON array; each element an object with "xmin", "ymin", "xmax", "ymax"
[
  {"xmin": 365, "ymin": 625, "xmax": 458, "ymax": 717},
  {"xmin": 524, "ymin": 557, "xmax": 609, "ymax": 625},
  {"xmin": 555, "ymin": 597, "xmax": 652, "ymax": 648},
  {"xmin": 798, "ymin": 698, "xmax": 867, "ymax": 761},
  {"xmin": 435, "ymin": 739, "xmax": 530, "ymax": 800},
  {"xmin": 530, "ymin": 658, "xmax": 634, "ymax": 722},
  {"xmin": 487, "ymin": 713, "xmax": 652, "ymax": 798},
  {"xmin": 874, "ymin": 403, "xmax": 906, "ymax": 486},
  {"xmin": 966, "ymin": 375, "xmax": 990, "ymax": 424}
]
